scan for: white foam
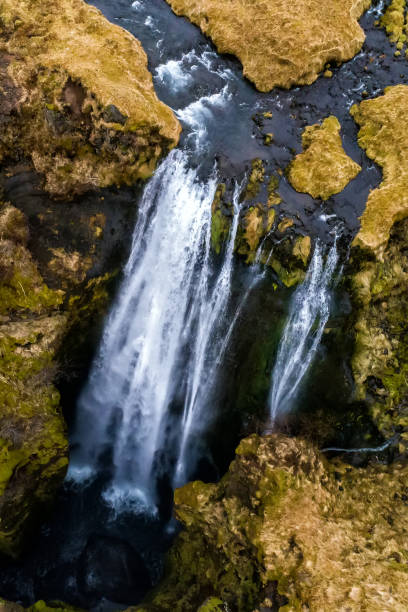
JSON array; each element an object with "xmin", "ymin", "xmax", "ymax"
[
  {"xmin": 269, "ymin": 236, "xmax": 340, "ymax": 421},
  {"xmin": 66, "ymin": 463, "xmax": 95, "ymax": 485},
  {"xmin": 155, "ymin": 59, "xmax": 194, "ymax": 92},
  {"xmin": 102, "ymin": 485, "xmax": 158, "ymax": 518},
  {"xmin": 176, "ymin": 86, "xmax": 232, "ymax": 149}
]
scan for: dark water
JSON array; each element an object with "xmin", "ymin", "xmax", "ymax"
[{"xmin": 1, "ymin": 0, "xmax": 407, "ymax": 608}]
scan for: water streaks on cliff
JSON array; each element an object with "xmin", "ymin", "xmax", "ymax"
[{"xmin": 269, "ymin": 237, "xmax": 340, "ymax": 421}]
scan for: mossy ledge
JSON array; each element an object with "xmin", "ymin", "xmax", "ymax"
[
  {"xmin": 135, "ymin": 434, "xmax": 408, "ymax": 611},
  {"xmin": 0, "ymin": 0, "xmax": 180, "ymax": 198},
  {"xmin": 164, "ymin": 0, "xmax": 372, "ymax": 92},
  {"xmin": 288, "ymin": 116, "xmax": 361, "ymax": 200},
  {"xmin": 211, "ymin": 161, "xmax": 311, "ymax": 287}
]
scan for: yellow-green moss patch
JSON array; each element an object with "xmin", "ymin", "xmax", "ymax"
[
  {"xmin": 288, "ymin": 116, "xmax": 361, "ymax": 200},
  {"xmin": 351, "ymin": 85, "xmax": 408, "ymax": 255}
]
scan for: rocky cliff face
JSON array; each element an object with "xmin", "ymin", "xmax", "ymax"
[
  {"xmin": 349, "ymin": 85, "xmax": 408, "ymax": 456},
  {"xmin": 164, "ymin": 0, "xmax": 372, "ymax": 91},
  {"xmin": 138, "ymin": 434, "xmax": 408, "ymax": 611},
  {"xmin": 0, "ymin": 0, "xmax": 180, "ymax": 558},
  {"xmin": 132, "ymin": 85, "xmax": 408, "ymax": 612},
  {"xmin": 211, "ymin": 160, "xmax": 311, "ymax": 288},
  {"xmin": 0, "ymin": 0, "xmax": 180, "ymax": 198}
]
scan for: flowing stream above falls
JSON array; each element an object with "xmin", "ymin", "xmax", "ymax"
[{"xmin": 1, "ymin": 0, "xmax": 408, "ymax": 609}]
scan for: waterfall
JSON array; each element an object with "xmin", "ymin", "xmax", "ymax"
[
  {"xmin": 173, "ymin": 182, "xmax": 241, "ymax": 486},
  {"xmin": 69, "ymin": 148, "xmax": 240, "ymax": 511},
  {"xmin": 268, "ymin": 237, "xmax": 339, "ymax": 422}
]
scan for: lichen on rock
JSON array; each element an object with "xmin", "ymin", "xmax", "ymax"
[
  {"xmin": 164, "ymin": 0, "xmax": 372, "ymax": 91},
  {"xmin": 0, "ymin": 0, "xmax": 180, "ymax": 197},
  {"xmin": 351, "ymin": 85, "xmax": 408, "ymax": 255},
  {"xmin": 141, "ymin": 434, "xmax": 408, "ymax": 611},
  {"xmin": 288, "ymin": 116, "xmax": 361, "ymax": 200}
]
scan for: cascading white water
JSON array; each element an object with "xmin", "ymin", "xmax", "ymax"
[
  {"xmin": 69, "ymin": 147, "xmax": 242, "ymax": 510},
  {"xmin": 174, "ymin": 183, "xmax": 242, "ymax": 486},
  {"xmin": 268, "ymin": 237, "xmax": 339, "ymax": 422}
]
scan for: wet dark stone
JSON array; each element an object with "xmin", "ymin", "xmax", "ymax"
[
  {"xmin": 104, "ymin": 104, "xmax": 127, "ymax": 125},
  {"xmin": 78, "ymin": 534, "xmax": 152, "ymax": 604}
]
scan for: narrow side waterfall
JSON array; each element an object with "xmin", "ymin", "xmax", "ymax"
[
  {"xmin": 269, "ymin": 238, "xmax": 339, "ymax": 422},
  {"xmin": 69, "ymin": 148, "xmax": 240, "ymax": 511}
]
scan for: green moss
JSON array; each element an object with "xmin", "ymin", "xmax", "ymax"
[
  {"xmin": 210, "ymin": 184, "xmax": 231, "ymax": 255},
  {"xmin": 0, "ymin": 271, "xmax": 63, "ymax": 316},
  {"xmin": 197, "ymin": 597, "xmax": 225, "ymax": 611},
  {"xmin": 268, "ymin": 257, "xmax": 306, "ymax": 287}
]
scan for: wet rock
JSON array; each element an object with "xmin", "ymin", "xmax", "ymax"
[
  {"xmin": 140, "ymin": 434, "xmax": 408, "ymax": 611},
  {"xmin": 288, "ymin": 116, "xmax": 361, "ymax": 200},
  {"xmin": 79, "ymin": 534, "xmax": 151, "ymax": 604},
  {"xmin": 164, "ymin": 0, "xmax": 372, "ymax": 91},
  {"xmin": 211, "ymin": 163, "xmax": 310, "ymax": 286}
]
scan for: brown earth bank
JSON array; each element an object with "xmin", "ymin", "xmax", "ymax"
[
  {"xmin": 0, "ymin": 0, "xmax": 179, "ymax": 559},
  {"xmin": 164, "ymin": 0, "xmax": 372, "ymax": 92}
]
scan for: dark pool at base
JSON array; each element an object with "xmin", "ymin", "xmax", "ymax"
[{"xmin": 0, "ymin": 0, "xmax": 407, "ymax": 608}]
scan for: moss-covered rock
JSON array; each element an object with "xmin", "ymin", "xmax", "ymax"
[
  {"xmin": 164, "ymin": 0, "xmax": 372, "ymax": 92},
  {"xmin": 212, "ymin": 162, "xmax": 310, "ymax": 285},
  {"xmin": 380, "ymin": 0, "xmax": 408, "ymax": 54},
  {"xmin": 0, "ymin": 0, "xmax": 180, "ymax": 198},
  {"xmin": 0, "ymin": 0, "xmax": 180, "ymax": 558},
  {"xmin": 350, "ymin": 218, "xmax": 408, "ymax": 455},
  {"xmin": 211, "ymin": 184, "xmax": 231, "ymax": 255},
  {"xmin": 0, "ymin": 203, "xmax": 68, "ymax": 557},
  {"xmin": 351, "ymin": 85, "xmax": 408, "ymax": 256},
  {"xmin": 288, "ymin": 116, "xmax": 361, "ymax": 200},
  {"xmin": 139, "ymin": 434, "xmax": 408, "ymax": 611},
  {"xmin": 0, "ymin": 598, "xmax": 83, "ymax": 612},
  {"xmin": 348, "ymin": 86, "xmax": 408, "ymax": 453}
]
